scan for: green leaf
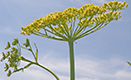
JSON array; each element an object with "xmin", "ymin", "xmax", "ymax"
[{"xmin": 127, "ymin": 61, "xmax": 131, "ymax": 66}]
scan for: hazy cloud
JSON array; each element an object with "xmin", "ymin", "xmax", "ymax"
[
  {"xmin": 1, "ymin": 50, "xmax": 131, "ymax": 80},
  {"xmin": 13, "ymin": 53, "xmax": 131, "ymax": 80}
]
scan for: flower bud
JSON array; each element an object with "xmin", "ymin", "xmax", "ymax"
[
  {"xmin": 23, "ymin": 38, "xmax": 30, "ymax": 47},
  {"xmin": 4, "ymin": 63, "xmax": 9, "ymax": 71},
  {"xmin": 0, "ymin": 52, "xmax": 6, "ymax": 61},
  {"xmin": 5, "ymin": 42, "xmax": 10, "ymax": 50},
  {"xmin": 123, "ymin": 1, "xmax": 126, "ymax": 5},
  {"xmin": 126, "ymin": 4, "xmax": 129, "ymax": 8},
  {"xmin": 7, "ymin": 69, "xmax": 12, "ymax": 77},
  {"xmin": 20, "ymin": 31, "xmax": 25, "ymax": 35},
  {"xmin": 26, "ymin": 38, "xmax": 30, "ymax": 46},
  {"xmin": 68, "ymin": 26, "xmax": 71, "ymax": 30},
  {"xmin": 5, "ymin": 51, "xmax": 10, "ymax": 58},
  {"xmin": 12, "ymin": 38, "xmax": 19, "ymax": 45},
  {"xmin": 2, "ymin": 52, "xmax": 6, "ymax": 59}
]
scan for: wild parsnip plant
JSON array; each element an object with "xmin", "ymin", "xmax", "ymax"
[{"xmin": 1, "ymin": 1, "xmax": 128, "ymax": 80}]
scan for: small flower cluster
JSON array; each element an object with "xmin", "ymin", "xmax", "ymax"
[
  {"xmin": 0, "ymin": 38, "xmax": 37, "ymax": 77},
  {"xmin": 0, "ymin": 38, "xmax": 21, "ymax": 77},
  {"xmin": 103, "ymin": 1, "xmax": 129, "ymax": 10},
  {"xmin": 77, "ymin": 1, "xmax": 128, "ymax": 27},
  {"xmin": 20, "ymin": 1, "xmax": 128, "ymax": 40}
]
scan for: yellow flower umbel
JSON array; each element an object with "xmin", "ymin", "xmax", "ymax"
[
  {"xmin": 20, "ymin": 1, "xmax": 128, "ymax": 80},
  {"xmin": 21, "ymin": 1, "xmax": 128, "ymax": 41}
]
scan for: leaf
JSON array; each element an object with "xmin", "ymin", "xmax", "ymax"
[{"xmin": 127, "ymin": 61, "xmax": 131, "ymax": 66}]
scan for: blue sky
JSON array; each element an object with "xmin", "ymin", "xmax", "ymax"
[{"xmin": 0, "ymin": 0, "xmax": 131, "ymax": 80}]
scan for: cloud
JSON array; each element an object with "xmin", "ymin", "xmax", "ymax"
[
  {"xmin": 23, "ymin": 69, "xmax": 53, "ymax": 80},
  {"xmin": 18, "ymin": 52, "xmax": 131, "ymax": 80},
  {"xmin": 0, "ymin": 51, "xmax": 131, "ymax": 80}
]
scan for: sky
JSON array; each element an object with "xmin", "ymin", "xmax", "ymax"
[{"xmin": 0, "ymin": 0, "xmax": 131, "ymax": 80}]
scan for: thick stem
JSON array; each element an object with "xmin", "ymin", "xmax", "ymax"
[{"xmin": 68, "ymin": 40, "xmax": 75, "ymax": 80}]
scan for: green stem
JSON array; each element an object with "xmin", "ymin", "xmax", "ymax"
[
  {"xmin": 34, "ymin": 62, "xmax": 60, "ymax": 80},
  {"xmin": 68, "ymin": 40, "xmax": 75, "ymax": 80},
  {"xmin": 21, "ymin": 57, "xmax": 60, "ymax": 80}
]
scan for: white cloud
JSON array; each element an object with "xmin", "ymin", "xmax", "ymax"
[
  {"xmin": 0, "ymin": 51, "xmax": 131, "ymax": 80},
  {"xmin": 20, "ymin": 53, "xmax": 130, "ymax": 80},
  {"xmin": 115, "ymin": 70, "xmax": 131, "ymax": 77},
  {"xmin": 23, "ymin": 69, "xmax": 53, "ymax": 80}
]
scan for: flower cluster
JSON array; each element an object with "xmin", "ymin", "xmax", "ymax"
[
  {"xmin": 0, "ymin": 38, "xmax": 39, "ymax": 77},
  {"xmin": 0, "ymin": 39, "xmax": 21, "ymax": 76},
  {"xmin": 103, "ymin": 1, "xmax": 129, "ymax": 10},
  {"xmin": 21, "ymin": 1, "xmax": 128, "ymax": 41}
]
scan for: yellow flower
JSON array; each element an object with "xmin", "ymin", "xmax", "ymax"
[
  {"xmin": 20, "ymin": 31, "xmax": 25, "ymax": 35},
  {"xmin": 68, "ymin": 26, "xmax": 71, "ymax": 30},
  {"xmin": 126, "ymin": 4, "xmax": 129, "ymax": 8},
  {"xmin": 20, "ymin": 1, "xmax": 128, "ymax": 41}
]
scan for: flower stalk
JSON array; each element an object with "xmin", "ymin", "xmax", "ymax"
[
  {"xmin": 20, "ymin": 56, "xmax": 60, "ymax": 80},
  {"xmin": 68, "ymin": 40, "xmax": 75, "ymax": 80}
]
